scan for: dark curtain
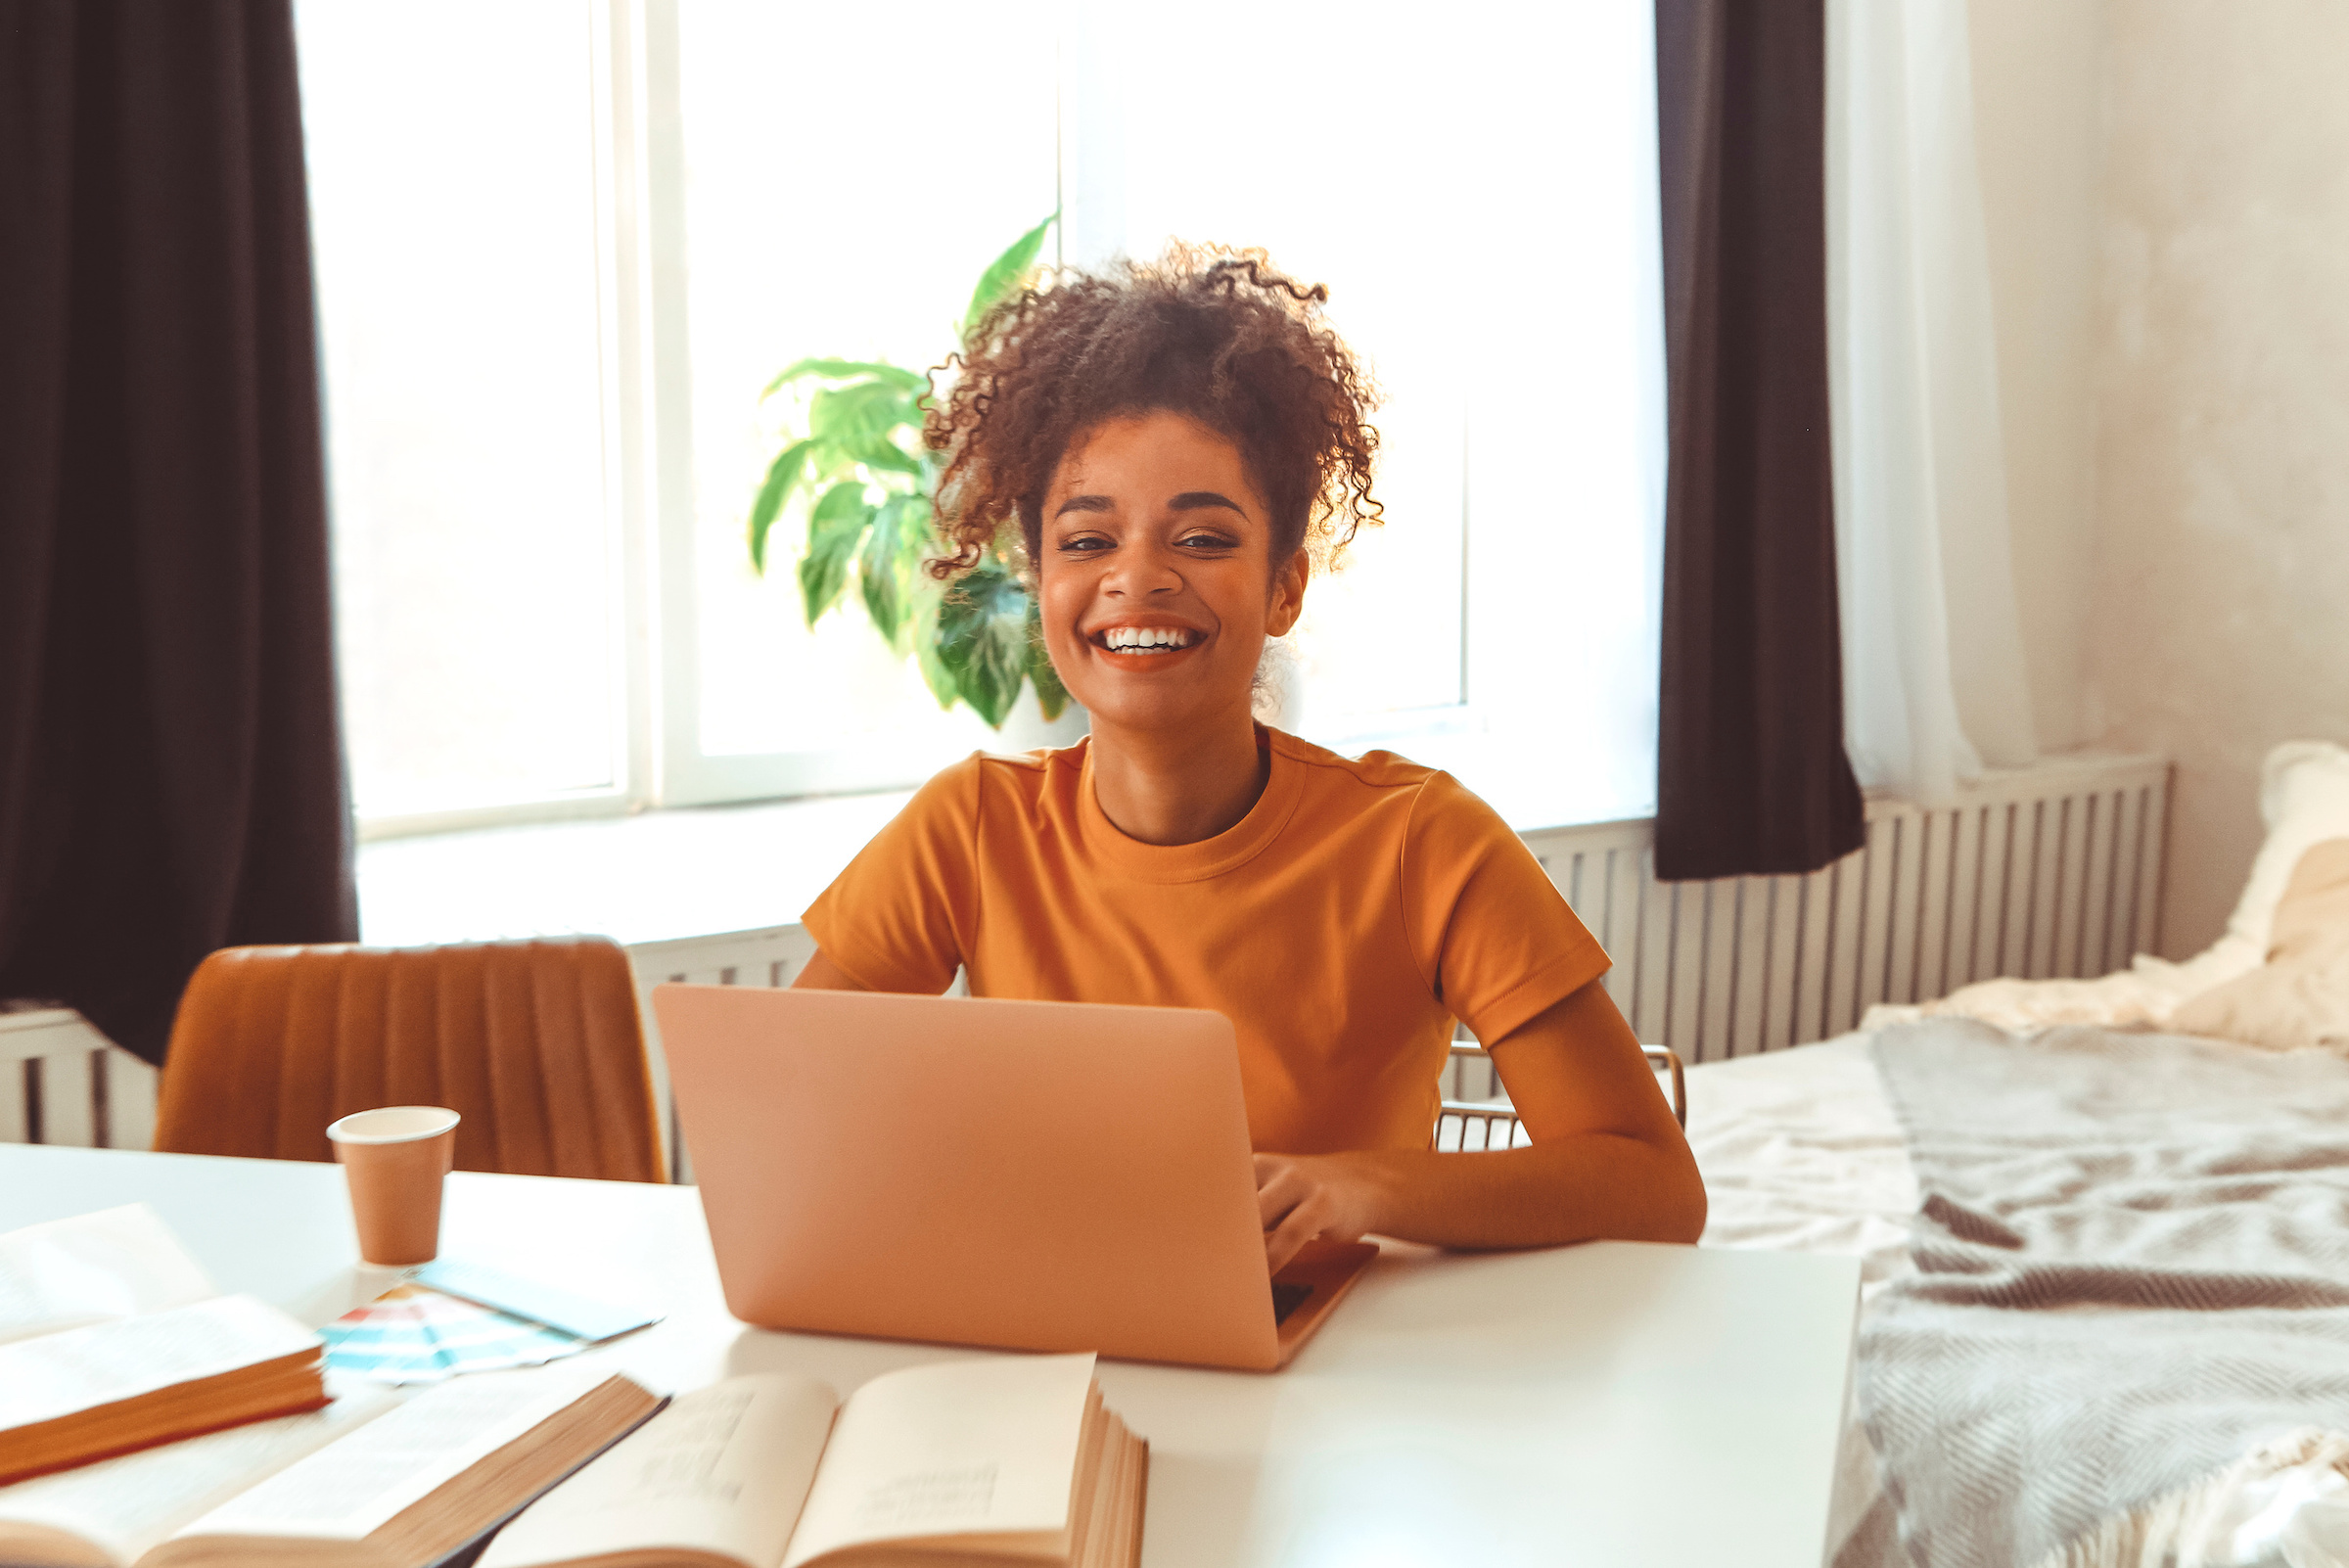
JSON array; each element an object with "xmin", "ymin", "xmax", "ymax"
[
  {"xmin": 1651, "ymin": 0, "xmax": 1865, "ymax": 882},
  {"xmin": 0, "ymin": 0, "xmax": 355, "ymax": 1066}
]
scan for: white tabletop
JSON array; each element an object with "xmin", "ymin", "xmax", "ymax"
[{"xmin": 1, "ymin": 1144, "xmax": 1858, "ymax": 1567}]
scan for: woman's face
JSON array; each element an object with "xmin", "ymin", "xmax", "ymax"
[{"xmin": 1036, "ymin": 410, "xmax": 1307, "ymax": 740}]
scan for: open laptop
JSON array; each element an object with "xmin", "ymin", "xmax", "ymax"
[{"xmin": 652, "ymin": 985, "xmax": 1378, "ymax": 1371}]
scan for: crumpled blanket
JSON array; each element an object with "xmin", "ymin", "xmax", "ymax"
[
  {"xmin": 1862, "ymin": 946, "xmax": 2251, "ymax": 1035},
  {"xmin": 1856, "ymin": 1019, "xmax": 2349, "ymax": 1568}
]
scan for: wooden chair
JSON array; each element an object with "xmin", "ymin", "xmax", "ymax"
[{"xmin": 153, "ymin": 938, "xmax": 664, "ymax": 1182}]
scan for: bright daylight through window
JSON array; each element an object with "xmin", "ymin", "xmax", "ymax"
[{"xmin": 299, "ymin": 0, "xmax": 1666, "ymax": 837}]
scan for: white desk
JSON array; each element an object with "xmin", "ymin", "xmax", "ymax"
[{"xmin": 1, "ymin": 1145, "xmax": 1858, "ymax": 1567}]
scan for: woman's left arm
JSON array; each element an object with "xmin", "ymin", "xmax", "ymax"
[{"xmin": 1255, "ymin": 979, "xmax": 1706, "ymax": 1269}]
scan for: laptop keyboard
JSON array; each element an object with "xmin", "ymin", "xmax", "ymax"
[{"xmin": 1271, "ymin": 1282, "xmax": 1314, "ymax": 1325}]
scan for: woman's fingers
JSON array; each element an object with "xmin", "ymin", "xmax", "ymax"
[
  {"xmin": 1257, "ymin": 1155, "xmax": 1325, "ymax": 1272},
  {"xmin": 1257, "ymin": 1151, "xmax": 1379, "ymax": 1272},
  {"xmin": 1265, "ymin": 1199, "xmax": 1325, "ymax": 1273},
  {"xmin": 1255, "ymin": 1154, "xmax": 1310, "ymax": 1229}
]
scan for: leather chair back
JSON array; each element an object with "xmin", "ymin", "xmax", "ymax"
[{"xmin": 154, "ymin": 938, "xmax": 665, "ymax": 1182}]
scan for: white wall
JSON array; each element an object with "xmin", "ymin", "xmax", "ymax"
[
  {"xmin": 1965, "ymin": 0, "xmax": 2349, "ymax": 960},
  {"xmin": 2088, "ymin": 0, "xmax": 2349, "ymax": 957}
]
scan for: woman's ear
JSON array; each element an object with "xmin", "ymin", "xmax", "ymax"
[{"xmin": 1266, "ymin": 549, "xmax": 1311, "ymax": 638}]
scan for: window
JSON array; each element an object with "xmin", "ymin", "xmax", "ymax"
[
  {"xmin": 300, "ymin": 1, "xmax": 1665, "ymax": 839},
  {"xmin": 300, "ymin": 0, "xmax": 627, "ymax": 828}
]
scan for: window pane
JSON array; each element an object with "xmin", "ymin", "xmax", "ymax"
[
  {"xmin": 1066, "ymin": 2, "xmax": 1477, "ymax": 726},
  {"xmin": 1452, "ymin": 1, "xmax": 1668, "ymax": 827},
  {"xmin": 299, "ymin": 0, "xmax": 622, "ymax": 819},
  {"xmin": 675, "ymin": 1, "xmax": 1059, "ymax": 765},
  {"xmin": 1067, "ymin": 0, "xmax": 1665, "ymax": 825}
]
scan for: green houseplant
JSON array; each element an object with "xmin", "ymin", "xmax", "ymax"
[{"xmin": 746, "ymin": 216, "xmax": 1069, "ymax": 730}]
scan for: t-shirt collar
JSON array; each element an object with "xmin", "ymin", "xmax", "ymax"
[{"xmin": 1075, "ymin": 724, "xmax": 1305, "ymax": 884}]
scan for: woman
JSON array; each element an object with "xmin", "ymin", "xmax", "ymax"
[{"xmin": 797, "ymin": 248, "xmax": 1705, "ymax": 1268}]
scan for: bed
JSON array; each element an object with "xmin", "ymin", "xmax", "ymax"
[
  {"xmin": 1691, "ymin": 1024, "xmax": 2349, "ymax": 1568},
  {"xmin": 1676, "ymin": 741, "xmax": 2349, "ymax": 1568}
]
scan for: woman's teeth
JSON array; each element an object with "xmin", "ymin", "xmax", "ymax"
[{"xmin": 1099, "ymin": 627, "xmax": 1200, "ymax": 652}]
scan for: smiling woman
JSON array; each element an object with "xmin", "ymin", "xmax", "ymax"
[{"xmin": 793, "ymin": 248, "xmax": 1705, "ymax": 1266}]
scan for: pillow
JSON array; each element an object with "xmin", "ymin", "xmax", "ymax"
[
  {"xmin": 2170, "ymin": 838, "xmax": 2349, "ymax": 1052},
  {"xmin": 2115, "ymin": 740, "xmax": 2349, "ymax": 1013},
  {"xmin": 2217, "ymin": 742, "xmax": 2349, "ymax": 962}
]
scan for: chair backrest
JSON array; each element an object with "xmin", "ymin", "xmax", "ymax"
[
  {"xmin": 154, "ymin": 938, "xmax": 664, "ymax": 1182},
  {"xmin": 1435, "ymin": 1043, "xmax": 1686, "ymax": 1153}
]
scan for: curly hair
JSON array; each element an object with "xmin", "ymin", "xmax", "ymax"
[{"xmin": 923, "ymin": 244, "xmax": 1383, "ymax": 582}]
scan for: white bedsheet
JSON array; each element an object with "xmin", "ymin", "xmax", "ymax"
[
  {"xmin": 1688, "ymin": 1033, "xmax": 1915, "ymax": 1293},
  {"xmin": 1687, "ymin": 1033, "xmax": 1913, "ymax": 1565}
]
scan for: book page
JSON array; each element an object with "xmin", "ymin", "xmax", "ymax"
[
  {"xmin": 780, "ymin": 1355, "xmax": 1096, "ymax": 1568},
  {"xmin": 0, "ymin": 1384, "xmax": 398, "ymax": 1563},
  {"xmin": 479, "ymin": 1374, "xmax": 838, "ymax": 1568},
  {"xmin": 176, "ymin": 1362, "xmax": 619, "ymax": 1544},
  {"xmin": 0, "ymin": 1295, "xmax": 318, "ymax": 1430},
  {"xmin": 0, "ymin": 1207, "xmax": 217, "ymax": 1347}
]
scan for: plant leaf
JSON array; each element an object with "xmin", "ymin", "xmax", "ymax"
[
  {"xmin": 760, "ymin": 358, "xmax": 927, "ymax": 398},
  {"xmin": 798, "ymin": 482, "xmax": 874, "ymax": 626},
  {"xmin": 935, "ymin": 564, "xmax": 1033, "ymax": 728},
  {"xmin": 1026, "ymin": 599, "xmax": 1071, "ymax": 721},
  {"xmin": 748, "ymin": 438, "xmax": 815, "ymax": 575},
  {"xmin": 962, "ymin": 212, "xmax": 1057, "ymax": 340},
  {"xmin": 913, "ymin": 589, "xmax": 960, "ymax": 709},
  {"xmin": 850, "ymin": 438, "xmax": 925, "ymax": 480},
  {"xmin": 808, "ymin": 382, "xmax": 925, "ymax": 480},
  {"xmin": 857, "ymin": 494, "xmax": 929, "ymax": 646}
]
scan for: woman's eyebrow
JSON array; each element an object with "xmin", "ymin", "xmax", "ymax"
[
  {"xmin": 1169, "ymin": 491, "xmax": 1246, "ymax": 516},
  {"xmin": 1053, "ymin": 494, "xmax": 1114, "ymax": 517}
]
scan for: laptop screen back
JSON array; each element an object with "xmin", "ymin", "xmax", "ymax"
[{"xmin": 654, "ymin": 986, "xmax": 1285, "ymax": 1370}]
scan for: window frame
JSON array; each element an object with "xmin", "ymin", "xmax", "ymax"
[{"xmin": 345, "ymin": 0, "xmax": 1660, "ymax": 841}]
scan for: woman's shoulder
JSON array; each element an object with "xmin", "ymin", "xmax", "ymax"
[
  {"xmin": 898, "ymin": 740, "xmax": 1084, "ymax": 825},
  {"xmin": 1267, "ymin": 729, "xmax": 1497, "ymax": 816},
  {"xmin": 915, "ymin": 738, "xmax": 1080, "ymax": 790},
  {"xmin": 1266, "ymin": 727, "xmax": 1441, "ymax": 792}
]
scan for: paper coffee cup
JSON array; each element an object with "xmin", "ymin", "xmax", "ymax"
[{"xmin": 328, "ymin": 1106, "xmax": 460, "ymax": 1267}]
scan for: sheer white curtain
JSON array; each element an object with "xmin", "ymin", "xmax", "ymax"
[{"xmin": 1826, "ymin": 0, "xmax": 2038, "ymax": 804}]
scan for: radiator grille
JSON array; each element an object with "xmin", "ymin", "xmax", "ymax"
[{"xmin": 1525, "ymin": 753, "xmax": 2169, "ymax": 1063}]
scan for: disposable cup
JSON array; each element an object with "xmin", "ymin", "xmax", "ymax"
[{"xmin": 327, "ymin": 1106, "xmax": 460, "ymax": 1267}]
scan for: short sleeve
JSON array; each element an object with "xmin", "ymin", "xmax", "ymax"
[
  {"xmin": 800, "ymin": 757, "xmax": 983, "ymax": 994},
  {"xmin": 1401, "ymin": 772, "xmax": 1610, "ymax": 1043}
]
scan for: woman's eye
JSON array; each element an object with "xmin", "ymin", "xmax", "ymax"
[
  {"xmin": 1176, "ymin": 533, "xmax": 1238, "ymax": 552},
  {"xmin": 1057, "ymin": 534, "xmax": 1112, "ymax": 553}
]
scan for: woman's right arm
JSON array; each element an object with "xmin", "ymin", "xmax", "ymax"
[{"xmin": 792, "ymin": 949, "xmax": 871, "ymax": 991}]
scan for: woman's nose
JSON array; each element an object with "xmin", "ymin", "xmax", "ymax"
[{"xmin": 1102, "ymin": 546, "xmax": 1181, "ymax": 596}]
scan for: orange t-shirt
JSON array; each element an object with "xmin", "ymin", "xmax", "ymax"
[{"xmin": 802, "ymin": 726, "xmax": 1610, "ymax": 1154}]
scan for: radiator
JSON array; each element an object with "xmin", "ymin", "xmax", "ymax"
[
  {"xmin": 0, "ymin": 752, "xmax": 2169, "ymax": 1159},
  {"xmin": 1, "ymin": 1009, "xmax": 160, "ymax": 1154},
  {"xmin": 1528, "ymin": 750, "xmax": 2171, "ymax": 1064}
]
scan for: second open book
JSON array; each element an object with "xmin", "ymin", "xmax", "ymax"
[{"xmin": 483, "ymin": 1353, "xmax": 1145, "ymax": 1568}]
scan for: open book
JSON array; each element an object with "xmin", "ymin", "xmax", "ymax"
[
  {"xmin": 479, "ymin": 1354, "xmax": 1146, "ymax": 1568},
  {"xmin": 0, "ymin": 1207, "xmax": 326, "ymax": 1485},
  {"xmin": 0, "ymin": 1360, "xmax": 660, "ymax": 1568}
]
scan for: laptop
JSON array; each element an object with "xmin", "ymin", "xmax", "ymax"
[{"xmin": 652, "ymin": 985, "xmax": 1378, "ymax": 1371}]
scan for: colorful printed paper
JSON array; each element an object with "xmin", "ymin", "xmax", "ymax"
[{"xmin": 322, "ymin": 1283, "xmax": 590, "ymax": 1384}]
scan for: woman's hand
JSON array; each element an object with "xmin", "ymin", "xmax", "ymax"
[
  {"xmin": 1255, "ymin": 1152, "xmax": 1386, "ymax": 1273},
  {"xmin": 1253, "ymin": 983, "xmax": 1704, "ymax": 1265}
]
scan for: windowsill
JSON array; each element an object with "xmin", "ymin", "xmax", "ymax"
[
  {"xmin": 356, "ymin": 789, "xmax": 919, "ymax": 947},
  {"xmin": 355, "ymin": 703, "xmax": 1654, "ymax": 947}
]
